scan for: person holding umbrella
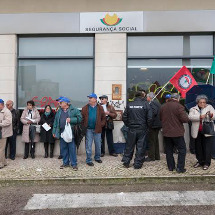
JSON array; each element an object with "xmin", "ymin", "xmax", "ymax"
[{"xmin": 189, "ymin": 94, "xmax": 215, "ymax": 170}]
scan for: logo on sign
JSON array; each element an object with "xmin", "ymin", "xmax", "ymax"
[
  {"xmin": 178, "ymin": 75, "xmax": 192, "ymax": 89},
  {"xmin": 100, "ymin": 13, "xmax": 122, "ymax": 26}
]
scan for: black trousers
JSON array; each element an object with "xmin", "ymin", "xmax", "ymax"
[
  {"xmin": 24, "ymin": 142, "xmax": 35, "ymax": 157},
  {"xmin": 123, "ymin": 128, "xmax": 147, "ymax": 168},
  {"xmin": 164, "ymin": 136, "xmax": 186, "ymax": 171},
  {"xmin": 5, "ymin": 131, "xmax": 17, "ymax": 159},
  {"xmin": 101, "ymin": 127, "xmax": 115, "ymax": 155},
  {"xmin": 148, "ymin": 128, "xmax": 160, "ymax": 160},
  {"xmin": 195, "ymin": 132, "xmax": 213, "ymax": 166},
  {"xmin": 189, "ymin": 122, "xmax": 195, "ymax": 153}
]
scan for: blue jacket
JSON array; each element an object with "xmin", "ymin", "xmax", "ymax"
[{"xmin": 52, "ymin": 105, "xmax": 82, "ymax": 139}]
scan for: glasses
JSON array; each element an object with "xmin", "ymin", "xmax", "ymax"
[{"xmin": 199, "ymin": 101, "xmax": 206, "ymax": 104}]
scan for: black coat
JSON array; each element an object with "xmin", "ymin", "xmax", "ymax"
[
  {"xmin": 149, "ymin": 100, "xmax": 162, "ymax": 129},
  {"xmin": 39, "ymin": 112, "xmax": 55, "ymax": 143},
  {"xmin": 122, "ymin": 97, "xmax": 153, "ymax": 129}
]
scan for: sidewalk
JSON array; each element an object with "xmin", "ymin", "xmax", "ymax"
[{"xmin": 0, "ymin": 153, "xmax": 215, "ymax": 184}]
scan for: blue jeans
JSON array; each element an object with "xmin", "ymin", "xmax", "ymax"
[
  {"xmin": 85, "ymin": 129, "xmax": 101, "ymax": 163},
  {"xmin": 60, "ymin": 138, "xmax": 77, "ymax": 167}
]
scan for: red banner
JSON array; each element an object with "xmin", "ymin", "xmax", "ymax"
[{"xmin": 169, "ymin": 66, "xmax": 197, "ymax": 98}]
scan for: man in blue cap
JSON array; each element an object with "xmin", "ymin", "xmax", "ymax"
[
  {"xmin": 82, "ymin": 93, "xmax": 106, "ymax": 166},
  {"xmin": 53, "ymin": 97, "xmax": 82, "ymax": 170},
  {"xmin": 0, "ymin": 99, "xmax": 12, "ymax": 169}
]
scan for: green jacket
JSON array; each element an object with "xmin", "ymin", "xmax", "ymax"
[{"xmin": 52, "ymin": 105, "xmax": 82, "ymax": 139}]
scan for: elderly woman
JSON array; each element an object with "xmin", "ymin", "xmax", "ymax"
[
  {"xmin": 189, "ymin": 95, "xmax": 215, "ymax": 170},
  {"xmin": 20, "ymin": 100, "xmax": 40, "ymax": 159}
]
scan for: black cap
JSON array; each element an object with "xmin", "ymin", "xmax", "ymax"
[{"xmin": 99, "ymin": 95, "xmax": 108, "ymax": 100}]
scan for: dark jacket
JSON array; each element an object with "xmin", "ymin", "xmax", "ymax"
[
  {"xmin": 40, "ymin": 111, "xmax": 55, "ymax": 143},
  {"xmin": 160, "ymin": 99, "xmax": 189, "ymax": 137},
  {"xmin": 52, "ymin": 105, "xmax": 82, "ymax": 139},
  {"xmin": 149, "ymin": 100, "xmax": 162, "ymax": 129},
  {"xmin": 81, "ymin": 104, "xmax": 106, "ymax": 133},
  {"xmin": 122, "ymin": 97, "xmax": 153, "ymax": 129},
  {"xmin": 10, "ymin": 109, "xmax": 20, "ymax": 133}
]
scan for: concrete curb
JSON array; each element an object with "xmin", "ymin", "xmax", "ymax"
[{"xmin": 0, "ymin": 175, "xmax": 215, "ymax": 187}]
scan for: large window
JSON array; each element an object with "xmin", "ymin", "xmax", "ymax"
[
  {"xmin": 18, "ymin": 36, "xmax": 94, "ymax": 109},
  {"xmin": 127, "ymin": 34, "xmax": 214, "ymax": 103}
]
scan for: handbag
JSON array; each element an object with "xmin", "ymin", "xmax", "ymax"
[
  {"xmin": 202, "ymin": 112, "xmax": 215, "ymax": 135},
  {"xmin": 34, "ymin": 124, "xmax": 41, "ymax": 134},
  {"xmin": 61, "ymin": 122, "xmax": 73, "ymax": 143}
]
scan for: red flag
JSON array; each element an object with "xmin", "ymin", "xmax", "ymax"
[{"xmin": 169, "ymin": 66, "xmax": 197, "ymax": 98}]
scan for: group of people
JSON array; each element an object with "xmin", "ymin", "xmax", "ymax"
[{"xmin": 0, "ymin": 91, "xmax": 214, "ymax": 172}]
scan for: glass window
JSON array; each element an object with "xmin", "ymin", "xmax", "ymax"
[
  {"xmin": 18, "ymin": 36, "xmax": 94, "ymax": 109},
  {"xmin": 19, "ymin": 37, "xmax": 94, "ymax": 57},
  {"xmin": 128, "ymin": 36, "xmax": 183, "ymax": 57},
  {"xmin": 190, "ymin": 36, "xmax": 213, "ymax": 56}
]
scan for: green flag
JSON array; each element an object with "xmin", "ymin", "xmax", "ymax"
[{"xmin": 210, "ymin": 56, "xmax": 215, "ymax": 74}]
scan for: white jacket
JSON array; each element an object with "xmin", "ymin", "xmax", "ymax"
[{"xmin": 188, "ymin": 104, "xmax": 215, "ymax": 138}]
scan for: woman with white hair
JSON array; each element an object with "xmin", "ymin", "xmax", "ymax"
[{"xmin": 188, "ymin": 94, "xmax": 215, "ymax": 170}]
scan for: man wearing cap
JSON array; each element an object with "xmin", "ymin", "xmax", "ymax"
[
  {"xmin": 122, "ymin": 91, "xmax": 153, "ymax": 169},
  {"xmin": 0, "ymin": 99, "xmax": 12, "ymax": 169},
  {"xmin": 53, "ymin": 97, "xmax": 82, "ymax": 170},
  {"xmin": 145, "ymin": 92, "xmax": 162, "ymax": 162},
  {"xmin": 160, "ymin": 93, "xmax": 189, "ymax": 173},
  {"xmin": 81, "ymin": 93, "xmax": 106, "ymax": 166},
  {"xmin": 99, "ymin": 95, "xmax": 117, "ymax": 157}
]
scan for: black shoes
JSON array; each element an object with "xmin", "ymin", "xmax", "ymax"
[
  {"xmin": 134, "ymin": 165, "xmax": 142, "ymax": 169},
  {"xmin": 176, "ymin": 168, "xmax": 186, "ymax": 173},
  {"xmin": 87, "ymin": 162, "xmax": 94, "ymax": 166},
  {"xmin": 23, "ymin": 156, "xmax": 28, "ymax": 159},
  {"xmin": 110, "ymin": 153, "xmax": 118, "ymax": 157},
  {"xmin": 58, "ymin": 155, "xmax": 62, "ymax": 159},
  {"xmin": 101, "ymin": 153, "xmax": 104, "ymax": 157},
  {"xmin": 60, "ymin": 164, "xmax": 70, "ymax": 169},
  {"xmin": 145, "ymin": 157, "xmax": 154, "ymax": 162},
  {"xmin": 123, "ymin": 163, "xmax": 129, "ymax": 168},
  {"xmin": 95, "ymin": 160, "xmax": 102, "ymax": 163}
]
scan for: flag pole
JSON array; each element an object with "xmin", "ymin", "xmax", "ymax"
[
  {"xmin": 152, "ymin": 81, "xmax": 169, "ymax": 101},
  {"xmin": 206, "ymin": 72, "xmax": 211, "ymax": 84}
]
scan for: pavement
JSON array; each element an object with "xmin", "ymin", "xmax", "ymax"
[{"xmin": 0, "ymin": 153, "xmax": 215, "ymax": 184}]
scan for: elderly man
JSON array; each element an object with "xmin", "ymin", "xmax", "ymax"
[
  {"xmin": 53, "ymin": 97, "xmax": 82, "ymax": 170},
  {"xmin": 145, "ymin": 92, "xmax": 162, "ymax": 162},
  {"xmin": 5, "ymin": 100, "xmax": 19, "ymax": 160},
  {"xmin": 82, "ymin": 93, "xmax": 106, "ymax": 166},
  {"xmin": 99, "ymin": 95, "xmax": 117, "ymax": 157},
  {"xmin": 122, "ymin": 91, "xmax": 152, "ymax": 169},
  {"xmin": 0, "ymin": 99, "xmax": 12, "ymax": 169},
  {"xmin": 160, "ymin": 93, "xmax": 189, "ymax": 173}
]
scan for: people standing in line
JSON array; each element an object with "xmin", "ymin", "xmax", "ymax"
[
  {"xmin": 122, "ymin": 91, "xmax": 152, "ymax": 169},
  {"xmin": 145, "ymin": 92, "xmax": 162, "ymax": 162},
  {"xmin": 0, "ymin": 99, "xmax": 12, "ymax": 169},
  {"xmin": 160, "ymin": 93, "xmax": 189, "ymax": 173},
  {"xmin": 21, "ymin": 100, "xmax": 40, "ymax": 159},
  {"xmin": 40, "ymin": 105, "xmax": 55, "ymax": 158},
  {"xmin": 53, "ymin": 97, "xmax": 82, "ymax": 170},
  {"xmin": 5, "ymin": 100, "xmax": 19, "ymax": 160},
  {"xmin": 99, "ymin": 95, "xmax": 118, "ymax": 157},
  {"xmin": 81, "ymin": 93, "xmax": 106, "ymax": 166},
  {"xmin": 189, "ymin": 95, "xmax": 215, "ymax": 170}
]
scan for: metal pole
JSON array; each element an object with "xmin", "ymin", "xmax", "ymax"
[{"xmin": 152, "ymin": 81, "xmax": 170, "ymax": 101}]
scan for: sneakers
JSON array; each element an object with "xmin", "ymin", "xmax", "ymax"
[
  {"xmin": 87, "ymin": 162, "xmax": 94, "ymax": 166},
  {"xmin": 60, "ymin": 164, "xmax": 70, "ymax": 169},
  {"xmin": 95, "ymin": 160, "xmax": 102, "ymax": 163}
]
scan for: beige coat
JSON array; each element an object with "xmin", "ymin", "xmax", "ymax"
[
  {"xmin": 188, "ymin": 104, "xmax": 215, "ymax": 138},
  {"xmin": 0, "ymin": 107, "xmax": 12, "ymax": 138},
  {"xmin": 20, "ymin": 107, "xmax": 40, "ymax": 143}
]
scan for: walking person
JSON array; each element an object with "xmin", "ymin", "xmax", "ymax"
[
  {"xmin": 82, "ymin": 93, "xmax": 106, "ymax": 166},
  {"xmin": 145, "ymin": 92, "xmax": 162, "ymax": 162},
  {"xmin": 21, "ymin": 100, "xmax": 40, "ymax": 159},
  {"xmin": 0, "ymin": 99, "xmax": 12, "ymax": 169},
  {"xmin": 160, "ymin": 93, "xmax": 189, "ymax": 173},
  {"xmin": 53, "ymin": 97, "xmax": 82, "ymax": 170},
  {"xmin": 99, "ymin": 95, "xmax": 118, "ymax": 157},
  {"xmin": 189, "ymin": 95, "xmax": 215, "ymax": 170},
  {"xmin": 122, "ymin": 91, "xmax": 153, "ymax": 169},
  {"xmin": 5, "ymin": 100, "xmax": 19, "ymax": 160},
  {"xmin": 40, "ymin": 105, "xmax": 55, "ymax": 158}
]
